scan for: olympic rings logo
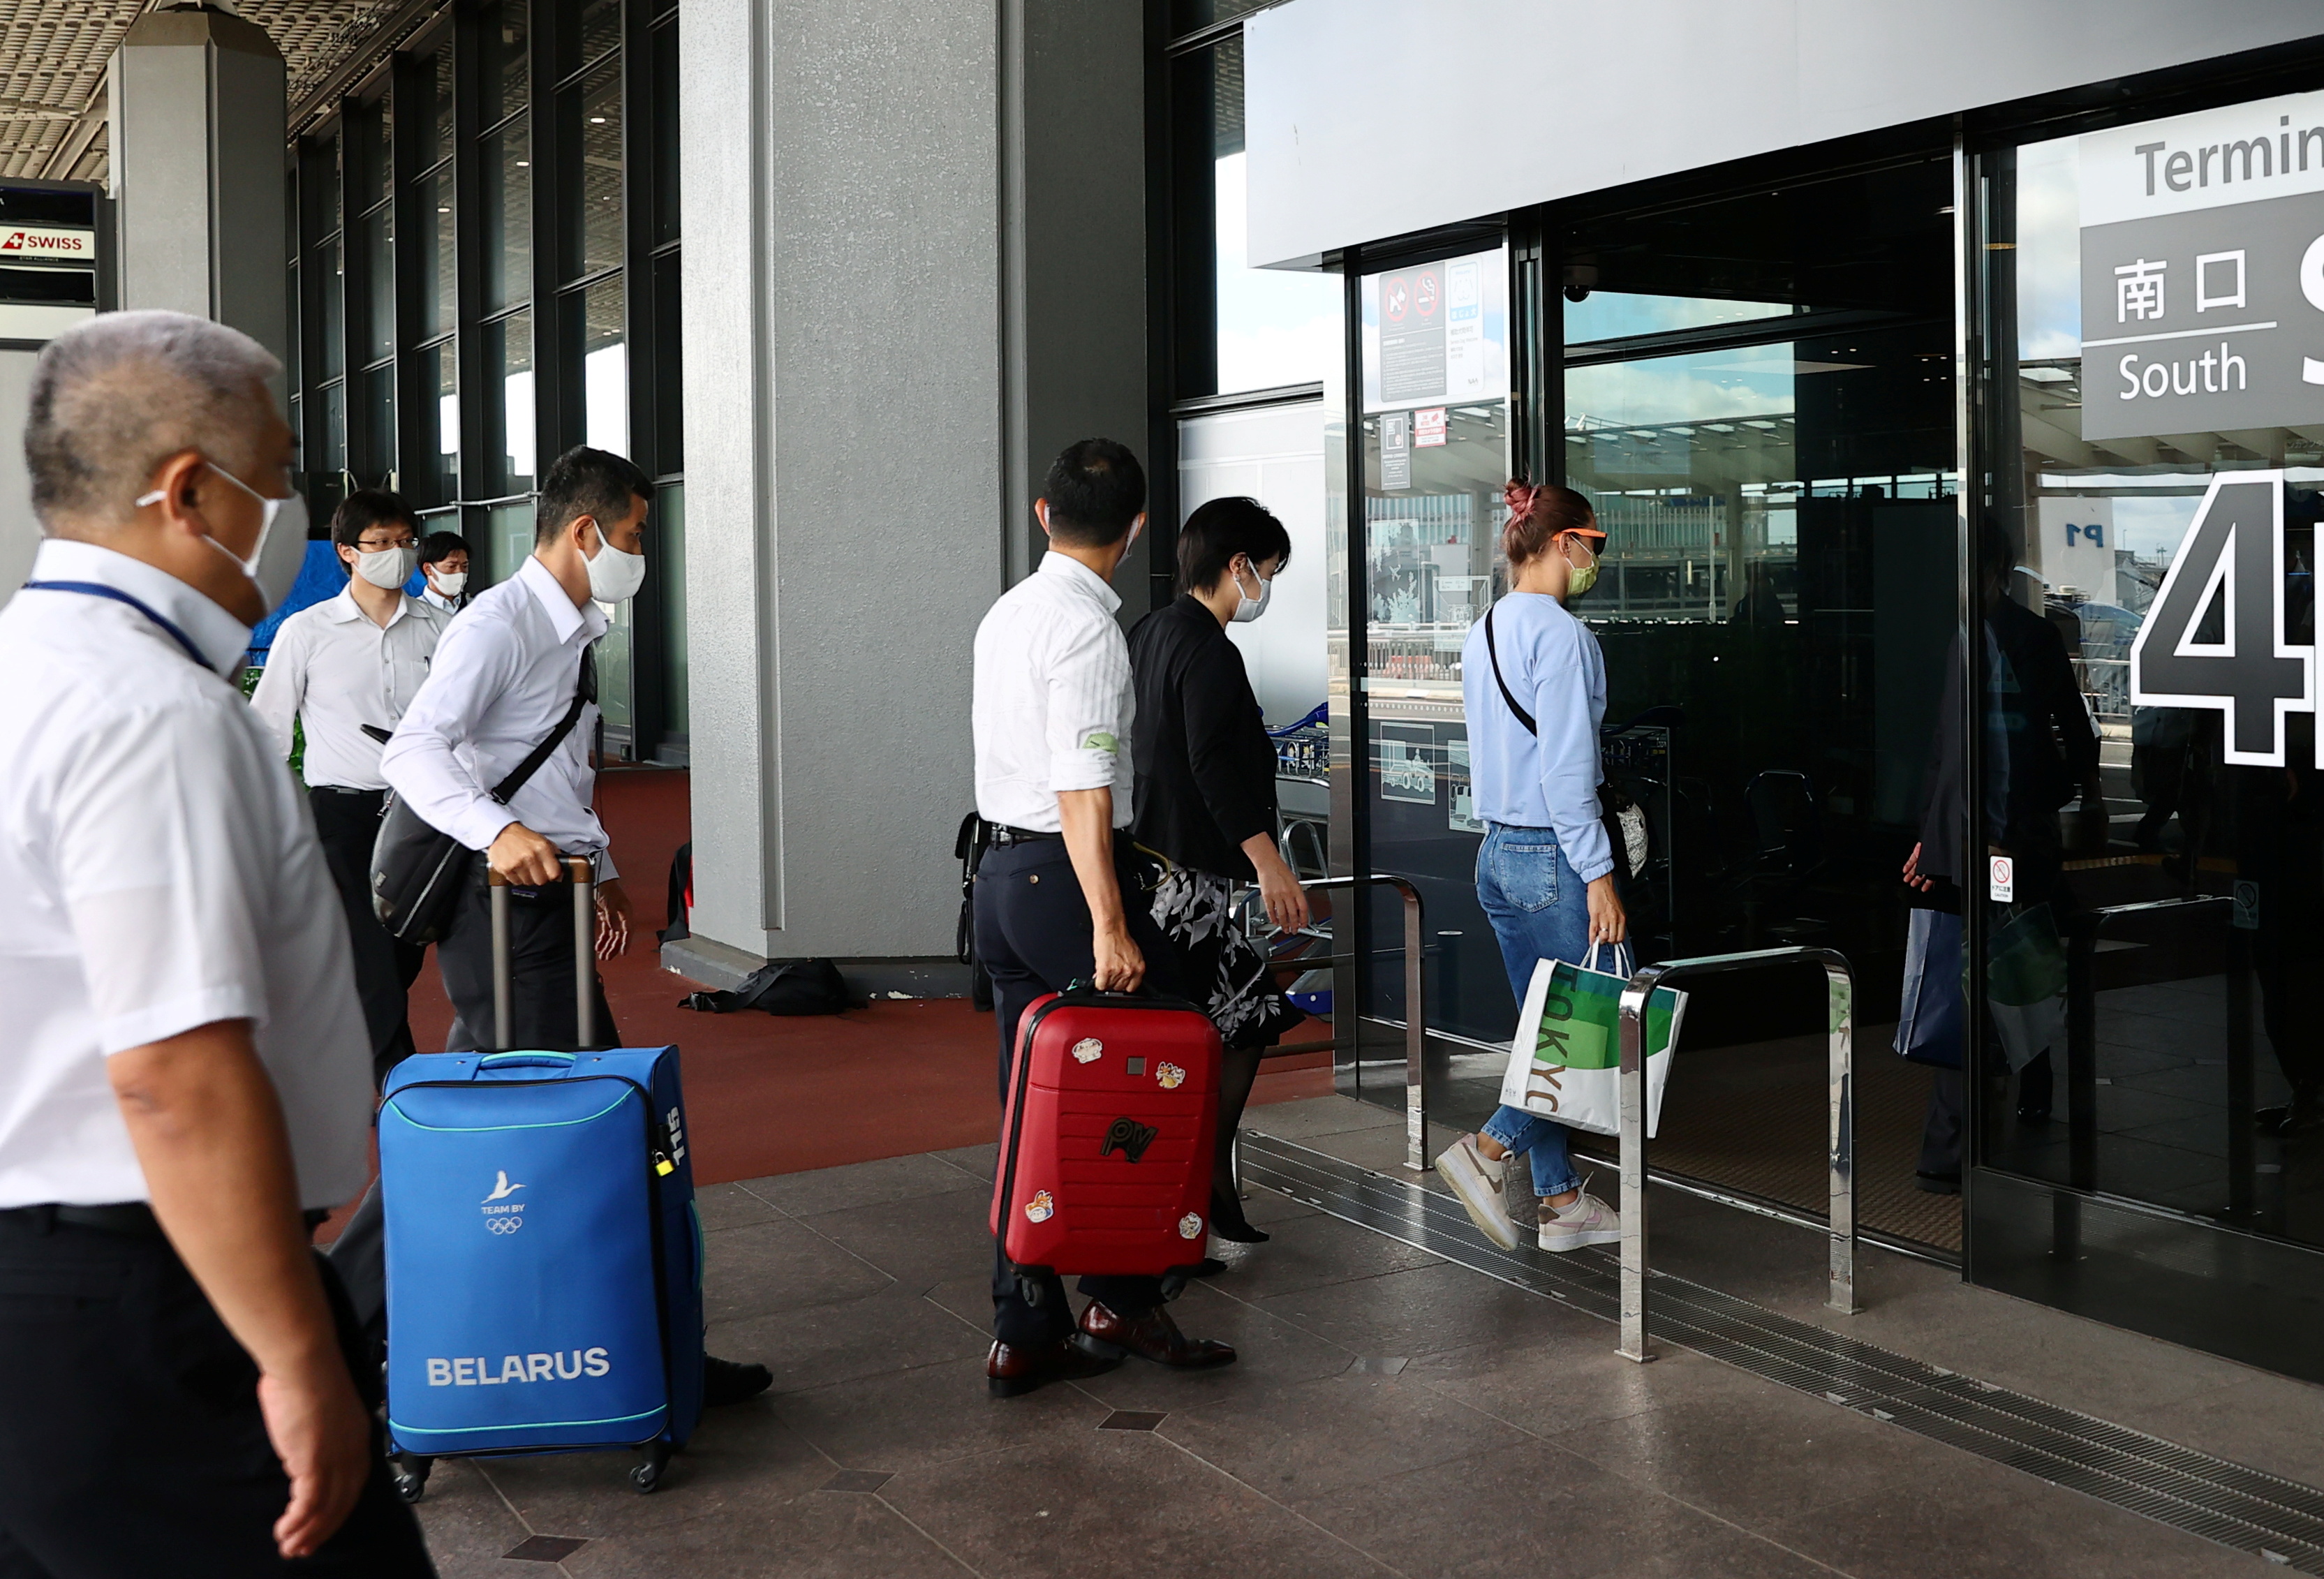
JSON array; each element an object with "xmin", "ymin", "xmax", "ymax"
[{"xmin": 486, "ymin": 1215, "xmax": 524, "ymax": 1236}]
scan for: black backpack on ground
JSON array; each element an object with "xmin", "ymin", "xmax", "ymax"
[{"xmin": 679, "ymin": 958, "xmax": 854, "ymax": 1016}]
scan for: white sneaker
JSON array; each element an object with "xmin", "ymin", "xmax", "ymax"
[
  {"xmin": 1538, "ymin": 1189, "xmax": 1622, "ymax": 1252},
  {"xmin": 1434, "ymin": 1134, "xmax": 1521, "ymax": 1250}
]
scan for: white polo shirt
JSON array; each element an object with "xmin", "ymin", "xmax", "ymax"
[
  {"xmin": 972, "ymin": 551, "xmax": 1137, "ymax": 832},
  {"xmin": 380, "ymin": 554, "xmax": 616, "ymax": 877},
  {"xmin": 0, "ymin": 540, "xmax": 374, "ymax": 1210},
  {"xmin": 249, "ymin": 584, "xmax": 447, "ymax": 790}
]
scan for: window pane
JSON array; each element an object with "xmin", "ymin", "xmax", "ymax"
[
  {"xmin": 651, "ymin": 17, "xmax": 678, "ymax": 246},
  {"xmin": 561, "ymin": 0, "xmax": 621, "ymax": 76},
  {"xmin": 358, "ymin": 364, "xmax": 395, "ymax": 486},
  {"xmin": 319, "ymin": 379, "xmax": 346, "ymax": 475},
  {"xmin": 1564, "ymin": 293, "xmax": 1796, "ymax": 344},
  {"xmin": 360, "ymin": 205, "xmax": 393, "ymax": 362},
  {"xmin": 485, "ymin": 501, "xmax": 532, "ymax": 587},
  {"xmin": 482, "ymin": 114, "xmax": 531, "ymax": 313},
  {"xmin": 318, "ymin": 236, "xmax": 343, "ymax": 378},
  {"xmin": 564, "ymin": 274, "xmax": 627, "ymax": 454},
  {"xmin": 481, "ymin": 1, "xmax": 530, "ymax": 122},
  {"xmin": 558, "ymin": 57, "xmax": 623, "ymax": 281},
  {"xmin": 415, "ymin": 340, "xmax": 459, "ymax": 507},
  {"xmin": 417, "ymin": 168, "xmax": 456, "ymax": 339},
  {"xmin": 286, "ymin": 261, "xmax": 300, "ymax": 387},
  {"xmin": 482, "ymin": 311, "xmax": 537, "ymax": 498},
  {"xmin": 425, "ymin": 47, "xmax": 454, "ymax": 168},
  {"xmin": 595, "ymin": 600, "xmax": 632, "ymax": 737},
  {"xmin": 311, "ymin": 131, "xmax": 341, "ymax": 241},
  {"xmin": 653, "ymin": 249, "xmax": 681, "ymax": 470},
  {"xmin": 1171, "ymin": 0, "xmax": 1273, "ymax": 32},
  {"xmin": 656, "ymin": 480, "xmax": 686, "ymax": 745},
  {"xmin": 350, "ymin": 98, "xmax": 392, "ymax": 213}
]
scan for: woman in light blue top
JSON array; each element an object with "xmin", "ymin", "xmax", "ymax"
[{"xmin": 1434, "ymin": 480, "xmax": 1628, "ymax": 1254}]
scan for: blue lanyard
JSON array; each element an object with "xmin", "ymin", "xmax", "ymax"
[{"xmin": 21, "ymin": 580, "xmax": 215, "ymax": 669}]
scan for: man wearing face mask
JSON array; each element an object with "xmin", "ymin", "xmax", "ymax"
[
  {"xmin": 251, "ymin": 490, "xmax": 448, "ymax": 1088},
  {"xmin": 0, "ymin": 311, "xmax": 431, "ymax": 1571},
  {"xmin": 378, "ymin": 445, "xmax": 771, "ymax": 1408},
  {"xmin": 417, "ymin": 530, "xmax": 470, "ymax": 614}
]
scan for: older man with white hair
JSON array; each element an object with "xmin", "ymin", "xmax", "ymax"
[{"xmin": 0, "ymin": 312, "xmax": 433, "ymax": 1575}]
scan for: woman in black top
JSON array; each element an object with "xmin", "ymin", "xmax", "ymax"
[{"xmin": 1128, "ymin": 496, "xmax": 1311, "ymax": 1244}]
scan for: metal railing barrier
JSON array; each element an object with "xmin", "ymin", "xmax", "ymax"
[
  {"xmin": 1617, "ymin": 946, "xmax": 1857, "ymax": 1363},
  {"xmin": 1254, "ymin": 874, "xmax": 1428, "ymax": 1171}
]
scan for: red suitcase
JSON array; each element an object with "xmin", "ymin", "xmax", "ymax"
[{"xmin": 991, "ymin": 988, "xmax": 1221, "ymax": 1287}]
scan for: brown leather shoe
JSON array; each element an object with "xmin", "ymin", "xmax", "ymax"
[
  {"xmin": 1077, "ymin": 1300, "xmax": 1236, "ymax": 1369},
  {"xmin": 986, "ymin": 1337, "xmax": 1123, "ymax": 1398}
]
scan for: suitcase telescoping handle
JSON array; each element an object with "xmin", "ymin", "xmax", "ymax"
[{"xmin": 487, "ymin": 854, "xmax": 596, "ymax": 1052}]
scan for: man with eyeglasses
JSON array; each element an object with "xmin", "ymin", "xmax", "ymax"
[{"xmin": 251, "ymin": 490, "xmax": 450, "ymax": 1090}]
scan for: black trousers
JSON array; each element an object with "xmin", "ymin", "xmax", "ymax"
[
  {"xmin": 311, "ymin": 787, "xmax": 428, "ymax": 1090},
  {"xmin": 0, "ymin": 1213, "xmax": 434, "ymax": 1578},
  {"xmin": 330, "ymin": 858, "xmax": 621, "ymax": 1341},
  {"xmin": 974, "ymin": 837, "xmax": 1182, "ymax": 1347}
]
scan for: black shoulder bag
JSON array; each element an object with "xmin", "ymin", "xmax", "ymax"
[
  {"xmin": 1483, "ymin": 605, "xmax": 1645, "ymax": 880},
  {"xmin": 369, "ymin": 647, "xmax": 595, "ymax": 944}
]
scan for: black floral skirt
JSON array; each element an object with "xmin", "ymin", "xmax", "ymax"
[{"xmin": 1150, "ymin": 868, "xmax": 1306, "ymax": 1053}]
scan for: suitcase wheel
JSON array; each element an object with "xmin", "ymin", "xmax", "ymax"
[
  {"xmin": 390, "ymin": 1452, "xmax": 432, "ymax": 1504},
  {"xmin": 631, "ymin": 1441, "xmax": 672, "ymax": 1495},
  {"xmin": 1016, "ymin": 1274, "xmax": 1046, "ymax": 1309}
]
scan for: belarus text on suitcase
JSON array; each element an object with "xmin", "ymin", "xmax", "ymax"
[
  {"xmin": 376, "ymin": 857, "xmax": 704, "ymax": 1497},
  {"xmin": 992, "ymin": 988, "xmax": 1222, "ymax": 1289}
]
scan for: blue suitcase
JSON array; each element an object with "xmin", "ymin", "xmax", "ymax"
[{"xmin": 378, "ymin": 863, "xmax": 704, "ymax": 1495}]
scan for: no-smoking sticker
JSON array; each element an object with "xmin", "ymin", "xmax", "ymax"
[{"xmin": 1988, "ymin": 855, "xmax": 2014, "ymax": 903}]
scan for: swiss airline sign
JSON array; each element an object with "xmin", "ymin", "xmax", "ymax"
[{"xmin": 0, "ymin": 225, "xmax": 91, "ymax": 259}]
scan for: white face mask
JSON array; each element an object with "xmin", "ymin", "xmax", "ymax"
[
  {"xmin": 1229, "ymin": 561, "xmax": 1273, "ymax": 623},
  {"xmin": 353, "ymin": 544, "xmax": 419, "ymax": 591},
  {"xmin": 140, "ymin": 461, "xmax": 308, "ymax": 613},
  {"xmin": 584, "ymin": 528, "xmax": 646, "ymax": 603},
  {"xmin": 430, "ymin": 569, "xmax": 468, "ymax": 597}
]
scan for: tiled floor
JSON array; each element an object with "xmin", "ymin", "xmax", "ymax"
[{"xmin": 414, "ymin": 1095, "xmax": 2323, "ymax": 1577}]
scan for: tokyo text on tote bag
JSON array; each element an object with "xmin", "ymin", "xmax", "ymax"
[{"xmin": 1497, "ymin": 943, "xmax": 1689, "ymax": 1139}]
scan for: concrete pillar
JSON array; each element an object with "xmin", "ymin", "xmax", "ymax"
[
  {"xmin": 109, "ymin": 3, "xmax": 288, "ymax": 380},
  {"xmin": 672, "ymin": 0, "xmax": 1150, "ymax": 992}
]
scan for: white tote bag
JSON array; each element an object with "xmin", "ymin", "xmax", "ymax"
[{"xmin": 1496, "ymin": 943, "xmax": 1689, "ymax": 1139}]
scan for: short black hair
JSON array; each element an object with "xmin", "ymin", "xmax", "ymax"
[
  {"xmin": 419, "ymin": 528, "xmax": 470, "ymax": 567},
  {"xmin": 330, "ymin": 488, "xmax": 420, "ymax": 569},
  {"xmin": 1176, "ymin": 496, "xmax": 1291, "ymax": 595},
  {"xmin": 1039, "ymin": 438, "xmax": 1145, "ymax": 547},
  {"xmin": 535, "ymin": 445, "xmax": 653, "ymax": 547}
]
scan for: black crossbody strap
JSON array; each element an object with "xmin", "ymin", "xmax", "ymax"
[
  {"xmin": 1483, "ymin": 605, "xmax": 1537, "ymax": 737},
  {"xmin": 489, "ymin": 644, "xmax": 594, "ymax": 803}
]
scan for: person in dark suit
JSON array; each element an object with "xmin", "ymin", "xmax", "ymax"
[{"xmin": 1127, "ymin": 496, "xmax": 1311, "ymax": 1247}]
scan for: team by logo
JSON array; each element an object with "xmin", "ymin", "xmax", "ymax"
[
  {"xmin": 1155, "ymin": 1062, "xmax": 1185, "ymax": 1090},
  {"xmin": 1072, "ymin": 1038, "xmax": 1104, "ymax": 1064},
  {"xmin": 1100, "ymin": 1117, "xmax": 1159, "ymax": 1163},
  {"xmin": 425, "ymin": 1349, "xmax": 610, "ymax": 1386},
  {"xmin": 1023, "ymin": 1190, "xmax": 1056, "ymax": 1223},
  {"xmin": 481, "ymin": 1169, "xmax": 527, "ymax": 1233}
]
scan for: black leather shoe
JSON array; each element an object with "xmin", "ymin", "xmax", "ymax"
[
  {"xmin": 1208, "ymin": 1191, "xmax": 1271, "ymax": 1244},
  {"xmin": 1078, "ymin": 1300, "xmax": 1236, "ymax": 1370},
  {"xmin": 986, "ymin": 1337, "xmax": 1123, "ymax": 1398},
  {"xmin": 1914, "ymin": 1171, "xmax": 1962, "ymax": 1196},
  {"xmin": 702, "ymin": 1354, "xmax": 772, "ymax": 1407},
  {"xmin": 2258, "ymin": 1104, "xmax": 2324, "ymax": 1137}
]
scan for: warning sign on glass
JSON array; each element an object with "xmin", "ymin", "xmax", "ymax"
[{"xmin": 1363, "ymin": 247, "xmax": 1505, "ymax": 413}]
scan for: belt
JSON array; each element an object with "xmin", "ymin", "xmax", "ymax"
[
  {"xmin": 0, "ymin": 1202, "xmax": 165, "ymax": 1237},
  {"xmin": 989, "ymin": 825, "xmax": 1064, "ymax": 847},
  {"xmin": 312, "ymin": 784, "xmax": 386, "ymax": 797}
]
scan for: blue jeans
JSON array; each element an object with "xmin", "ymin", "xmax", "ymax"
[{"xmin": 1474, "ymin": 823, "xmax": 1591, "ymax": 1199}]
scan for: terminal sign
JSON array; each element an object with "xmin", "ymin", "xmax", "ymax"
[{"xmin": 2079, "ymin": 89, "xmax": 2324, "ymax": 440}]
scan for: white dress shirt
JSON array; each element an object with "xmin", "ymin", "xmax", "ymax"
[
  {"xmin": 380, "ymin": 554, "xmax": 616, "ymax": 878},
  {"xmin": 972, "ymin": 551, "xmax": 1137, "ymax": 832},
  {"xmin": 249, "ymin": 584, "xmax": 447, "ymax": 790},
  {"xmin": 422, "ymin": 586, "xmax": 466, "ymax": 615},
  {"xmin": 0, "ymin": 540, "xmax": 374, "ymax": 1210}
]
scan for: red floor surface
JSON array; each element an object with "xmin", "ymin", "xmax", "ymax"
[{"xmin": 397, "ymin": 767, "xmax": 1329, "ymax": 1187}]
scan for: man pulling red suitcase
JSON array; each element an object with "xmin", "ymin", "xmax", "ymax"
[{"xmin": 970, "ymin": 439, "xmax": 1235, "ymax": 1397}]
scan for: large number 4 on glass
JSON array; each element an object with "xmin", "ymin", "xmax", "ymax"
[{"xmin": 2130, "ymin": 470, "xmax": 2311, "ymax": 767}]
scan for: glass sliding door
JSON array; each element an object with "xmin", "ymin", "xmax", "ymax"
[{"xmin": 1967, "ymin": 87, "xmax": 2324, "ymax": 1379}]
